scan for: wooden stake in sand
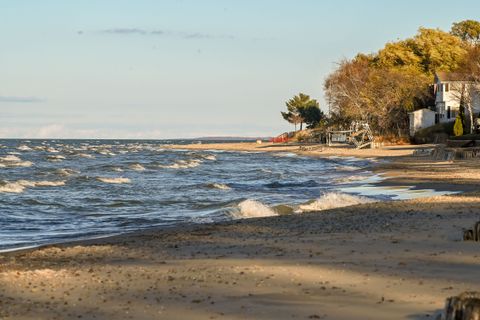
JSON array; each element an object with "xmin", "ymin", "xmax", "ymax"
[{"xmin": 444, "ymin": 292, "xmax": 480, "ymax": 320}]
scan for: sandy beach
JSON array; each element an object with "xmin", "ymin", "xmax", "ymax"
[{"xmin": 1, "ymin": 143, "xmax": 480, "ymax": 320}]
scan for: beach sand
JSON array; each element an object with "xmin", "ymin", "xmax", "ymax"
[{"xmin": 1, "ymin": 143, "xmax": 480, "ymax": 320}]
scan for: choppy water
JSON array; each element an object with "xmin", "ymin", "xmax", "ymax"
[{"xmin": 0, "ymin": 139, "xmax": 453, "ymax": 251}]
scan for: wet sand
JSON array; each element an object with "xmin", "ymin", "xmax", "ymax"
[{"xmin": 1, "ymin": 143, "xmax": 480, "ymax": 320}]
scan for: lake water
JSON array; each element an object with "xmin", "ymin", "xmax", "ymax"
[{"xmin": 0, "ymin": 139, "xmax": 453, "ymax": 251}]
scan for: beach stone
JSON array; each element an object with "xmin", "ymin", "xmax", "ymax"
[{"xmin": 444, "ymin": 292, "xmax": 480, "ymax": 320}]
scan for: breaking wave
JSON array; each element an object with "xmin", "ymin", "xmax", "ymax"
[
  {"xmin": 158, "ymin": 159, "xmax": 202, "ymax": 169},
  {"xmin": 230, "ymin": 199, "xmax": 278, "ymax": 219},
  {"xmin": 0, "ymin": 155, "xmax": 33, "ymax": 168},
  {"xmin": 55, "ymin": 168, "xmax": 79, "ymax": 177},
  {"xmin": 0, "ymin": 180, "xmax": 66, "ymax": 193},
  {"xmin": 97, "ymin": 177, "xmax": 131, "ymax": 184},
  {"xmin": 297, "ymin": 192, "xmax": 375, "ymax": 213},
  {"xmin": 128, "ymin": 163, "xmax": 146, "ymax": 171},
  {"xmin": 47, "ymin": 155, "xmax": 66, "ymax": 162},
  {"xmin": 206, "ymin": 183, "xmax": 231, "ymax": 190},
  {"xmin": 17, "ymin": 145, "xmax": 33, "ymax": 151}
]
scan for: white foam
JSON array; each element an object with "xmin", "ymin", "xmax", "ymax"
[
  {"xmin": 77, "ymin": 153, "xmax": 94, "ymax": 159},
  {"xmin": 129, "ymin": 163, "xmax": 146, "ymax": 171},
  {"xmin": 47, "ymin": 155, "xmax": 66, "ymax": 162},
  {"xmin": 0, "ymin": 155, "xmax": 33, "ymax": 167},
  {"xmin": 0, "ymin": 179, "xmax": 66, "ymax": 193},
  {"xmin": 231, "ymin": 199, "xmax": 278, "ymax": 219},
  {"xmin": 158, "ymin": 159, "xmax": 202, "ymax": 169},
  {"xmin": 297, "ymin": 192, "xmax": 375, "ymax": 213},
  {"xmin": 98, "ymin": 150, "xmax": 116, "ymax": 156},
  {"xmin": 55, "ymin": 168, "xmax": 79, "ymax": 176},
  {"xmin": 201, "ymin": 154, "xmax": 217, "ymax": 161},
  {"xmin": 210, "ymin": 183, "xmax": 231, "ymax": 190},
  {"xmin": 335, "ymin": 165, "xmax": 360, "ymax": 172},
  {"xmin": 97, "ymin": 177, "xmax": 131, "ymax": 184},
  {"xmin": 17, "ymin": 145, "xmax": 33, "ymax": 151},
  {"xmin": 0, "ymin": 181, "xmax": 26, "ymax": 193}
]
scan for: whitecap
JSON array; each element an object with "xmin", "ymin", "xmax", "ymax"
[
  {"xmin": 0, "ymin": 179, "xmax": 66, "ymax": 193},
  {"xmin": 55, "ymin": 168, "xmax": 79, "ymax": 177},
  {"xmin": 297, "ymin": 192, "xmax": 375, "ymax": 213},
  {"xmin": 335, "ymin": 165, "xmax": 360, "ymax": 172},
  {"xmin": 158, "ymin": 159, "xmax": 202, "ymax": 169},
  {"xmin": 17, "ymin": 145, "xmax": 32, "ymax": 151},
  {"xmin": 0, "ymin": 181, "xmax": 26, "ymax": 193},
  {"xmin": 0, "ymin": 155, "xmax": 33, "ymax": 168},
  {"xmin": 77, "ymin": 153, "xmax": 94, "ymax": 159},
  {"xmin": 230, "ymin": 199, "xmax": 278, "ymax": 219},
  {"xmin": 97, "ymin": 177, "xmax": 131, "ymax": 184},
  {"xmin": 207, "ymin": 183, "xmax": 231, "ymax": 190},
  {"xmin": 47, "ymin": 155, "xmax": 66, "ymax": 162},
  {"xmin": 128, "ymin": 163, "xmax": 146, "ymax": 171},
  {"xmin": 201, "ymin": 154, "xmax": 216, "ymax": 161}
]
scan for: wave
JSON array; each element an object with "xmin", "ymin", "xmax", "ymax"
[
  {"xmin": 335, "ymin": 165, "xmax": 361, "ymax": 172},
  {"xmin": 206, "ymin": 183, "xmax": 231, "ymax": 190},
  {"xmin": 201, "ymin": 154, "xmax": 216, "ymax": 161},
  {"xmin": 0, "ymin": 180, "xmax": 66, "ymax": 193},
  {"xmin": 98, "ymin": 150, "xmax": 116, "ymax": 156},
  {"xmin": 297, "ymin": 192, "xmax": 375, "ymax": 213},
  {"xmin": 96, "ymin": 177, "xmax": 131, "ymax": 184},
  {"xmin": 0, "ymin": 155, "xmax": 33, "ymax": 168},
  {"xmin": 17, "ymin": 145, "xmax": 33, "ymax": 151},
  {"xmin": 77, "ymin": 153, "xmax": 95, "ymax": 159},
  {"xmin": 230, "ymin": 199, "xmax": 278, "ymax": 219},
  {"xmin": 334, "ymin": 175, "xmax": 370, "ymax": 184},
  {"xmin": 265, "ymin": 180, "xmax": 318, "ymax": 188},
  {"xmin": 128, "ymin": 163, "xmax": 146, "ymax": 171},
  {"xmin": 158, "ymin": 159, "xmax": 202, "ymax": 169},
  {"xmin": 55, "ymin": 168, "xmax": 79, "ymax": 177},
  {"xmin": 47, "ymin": 155, "xmax": 66, "ymax": 162}
]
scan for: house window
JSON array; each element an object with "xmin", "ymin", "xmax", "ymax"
[{"xmin": 447, "ymin": 106, "xmax": 451, "ymax": 119}]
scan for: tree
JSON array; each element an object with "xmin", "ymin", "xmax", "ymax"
[
  {"xmin": 454, "ymin": 115, "xmax": 464, "ymax": 136},
  {"xmin": 324, "ymin": 26, "xmax": 468, "ymax": 139},
  {"xmin": 450, "ymin": 46, "xmax": 480, "ymax": 133},
  {"xmin": 299, "ymin": 103, "xmax": 324, "ymax": 129},
  {"xmin": 281, "ymin": 93, "xmax": 321, "ymax": 130},
  {"xmin": 451, "ymin": 20, "xmax": 480, "ymax": 45}
]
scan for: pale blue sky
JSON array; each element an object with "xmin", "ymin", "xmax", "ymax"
[{"xmin": 1, "ymin": 0, "xmax": 479, "ymax": 139}]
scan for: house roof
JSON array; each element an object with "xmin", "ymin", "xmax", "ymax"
[{"xmin": 435, "ymin": 71, "xmax": 469, "ymax": 82}]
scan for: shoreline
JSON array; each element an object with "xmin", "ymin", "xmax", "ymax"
[{"xmin": 1, "ymin": 143, "xmax": 480, "ymax": 319}]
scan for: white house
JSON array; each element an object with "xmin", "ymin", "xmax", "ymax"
[
  {"xmin": 434, "ymin": 71, "xmax": 480, "ymax": 123},
  {"xmin": 409, "ymin": 108, "xmax": 436, "ymax": 136}
]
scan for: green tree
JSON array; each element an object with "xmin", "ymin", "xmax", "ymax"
[
  {"xmin": 282, "ymin": 93, "xmax": 320, "ymax": 130},
  {"xmin": 451, "ymin": 20, "xmax": 480, "ymax": 45},
  {"xmin": 299, "ymin": 103, "xmax": 324, "ymax": 129}
]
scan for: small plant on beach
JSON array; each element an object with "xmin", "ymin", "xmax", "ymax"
[{"xmin": 454, "ymin": 115, "xmax": 464, "ymax": 136}]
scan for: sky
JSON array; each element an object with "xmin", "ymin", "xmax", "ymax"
[{"xmin": 1, "ymin": 0, "xmax": 480, "ymax": 139}]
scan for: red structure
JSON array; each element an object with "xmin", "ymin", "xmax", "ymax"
[{"xmin": 270, "ymin": 132, "xmax": 290, "ymax": 143}]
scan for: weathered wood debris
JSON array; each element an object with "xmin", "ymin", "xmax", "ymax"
[
  {"xmin": 463, "ymin": 221, "xmax": 480, "ymax": 241},
  {"xmin": 443, "ymin": 291, "xmax": 480, "ymax": 320}
]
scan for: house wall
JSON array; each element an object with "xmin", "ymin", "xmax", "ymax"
[
  {"xmin": 435, "ymin": 80, "xmax": 480, "ymax": 123},
  {"xmin": 435, "ymin": 81, "xmax": 461, "ymax": 123},
  {"xmin": 409, "ymin": 109, "xmax": 436, "ymax": 136}
]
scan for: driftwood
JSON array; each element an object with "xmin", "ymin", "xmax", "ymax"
[
  {"xmin": 463, "ymin": 222, "xmax": 480, "ymax": 242},
  {"xmin": 444, "ymin": 292, "xmax": 480, "ymax": 320}
]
